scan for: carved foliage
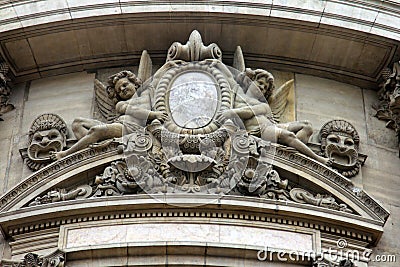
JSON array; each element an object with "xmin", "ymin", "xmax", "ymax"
[
  {"xmin": 166, "ymin": 30, "xmax": 222, "ymax": 62},
  {"xmin": 373, "ymin": 62, "xmax": 400, "ymax": 154},
  {"xmin": 0, "ymin": 61, "xmax": 14, "ymax": 120},
  {"xmin": 28, "ymin": 132, "xmax": 353, "ymax": 214},
  {"xmin": 1, "ymin": 250, "xmax": 65, "ymax": 267}
]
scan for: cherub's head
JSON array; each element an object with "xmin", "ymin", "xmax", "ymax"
[
  {"xmin": 107, "ymin": 71, "xmax": 141, "ymax": 101},
  {"xmin": 245, "ymin": 68, "xmax": 275, "ymax": 99}
]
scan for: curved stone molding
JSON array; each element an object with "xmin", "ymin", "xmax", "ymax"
[
  {"xmin": 0, "ymin": 1, "xmax": 398, "ymax": 87},
  {"xmin": 0, "ymin": 194, "xmax": 382, "ymax": 265},
  {"xmin": 1, "ymin": 0, "xmax": 399, "ymax": 39},
  {"xmin": 27, "ymin": 158, "xmax": 354, "ymax": 215},
  {"xmin": 0, "ymin": 141, "xmax": 122, "ymax": 212},
  {"xmin": 0, "ymin": 144, "xmax": 389, "ymax": 223}
]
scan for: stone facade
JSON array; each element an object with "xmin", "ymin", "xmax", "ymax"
[{"xmin": 0, "ymin": 1, "xmax": 399, "ymax": 267}]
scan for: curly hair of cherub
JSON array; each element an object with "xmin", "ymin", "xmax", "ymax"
[
  {"xmin": 245, "ymin": 68, "xmax": 275, "ymax": 99},
  {"xmin": 106, "ymin": 70, "xmax": 142, "ymax": 100}
]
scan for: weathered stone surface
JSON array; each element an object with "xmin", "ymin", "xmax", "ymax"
[
  {"xmin": 296, "ymin": 74, "xmax": 367, "ymax": 141},
  {"xmin": 22, "ymin": 72, "xmax": 95, "ymax": 133}
]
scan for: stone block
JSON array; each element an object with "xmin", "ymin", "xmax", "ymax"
[
  {"xmin": 68, "ymin": 0, "xmax": 121, "ymax": 19},
  {"xmin": 372, "ymin": 204, "xmax": 400, "ymax": 267},
  {"xmin": 296, "ymin": 74, "xmax": 367, "ymax": 141},
  {"xmin": 0, "ymin": 139, "xmax": 11, "ymax": 194},
  {"xmin": 28, "ymin": 31, "xmax": 80, "ymax": 67},
  {"xmin": 271, "ymin": 0, "xmax": 324, "ymax": 23},
  {"xmin": 4, "ymin": 40, "xmax": 37, "ymax": 71},
  {"xmin": 29, "ymin": 72, "xmax": 94, "ymax": 100},
  {"xmin": 22, "ymin": 72, "xmax": 95, "ymax": 133}
]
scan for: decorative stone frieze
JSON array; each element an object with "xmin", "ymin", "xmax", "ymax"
[{"xmin": 28, "ymin": 155, "xmax": 353, "ymax": 214}]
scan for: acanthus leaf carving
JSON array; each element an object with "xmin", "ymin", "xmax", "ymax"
[
  {"xmin": 0, "ymin": 60, "xmax": 14, "ymax": 120},
  {"xmin": 373, "ymin": 61, "xmax": 400, "ymax": 155}
]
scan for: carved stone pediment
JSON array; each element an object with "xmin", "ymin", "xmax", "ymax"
[{"xmin": 0, "ymin": 32, "xmax": 390, "ymax": 264}]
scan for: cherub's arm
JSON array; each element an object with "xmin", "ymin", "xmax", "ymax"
[
  {"xmin": 232, "ymin": 102, "xmax": 272, "ymax": 119},
  {"xmin": 117, "ymin": 92, "xmax": 168, "ymax": 121},
  {"xmin": 216, "ymin": 92, "xmax": 272, "ymax": 121}
]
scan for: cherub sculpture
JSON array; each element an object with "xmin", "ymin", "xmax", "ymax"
[
  {"xmin": 218, "ymin": 67, "xmax": 328, "ymax": 164},
  {"xmin": 52, "ymin": 52, "xmax": 167, "ymax": 160}
]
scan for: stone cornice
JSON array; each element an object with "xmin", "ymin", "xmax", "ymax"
[
  {"xmin": 0, "ymin": 0, "xmax": 398, "ymax": 88},
  {"xmin": 0, "ymin": 194, "xmax": 382, "ymax": 245},
  {"xmin": 1, "ymin": 0, "xmax": 399, "ymax": 40}
]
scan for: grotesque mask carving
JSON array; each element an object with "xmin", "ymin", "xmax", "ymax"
[
  {"xmin": 27, "ymin": 114, "xmax": 68, "ymax": 170},
  {"xmin": 319, "ymin": 120, "xmax": 361, "ymax": 177}
]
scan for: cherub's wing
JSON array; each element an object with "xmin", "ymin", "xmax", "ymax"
[
  {"xmin": 94, "ymin": 79, "xmax": 117, "ymax": 123},
  {"xmin": 268, "ymin": 79, "xmax": 294, "ymax": 122},
  {"xmin": 233, "ymin": 46, "xmax": 245, "ymax": 72},
  {"xmin": 137, "ymin": 50, "xmax": 152, "ymax": 83}
]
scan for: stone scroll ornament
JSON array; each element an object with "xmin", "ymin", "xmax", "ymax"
[
  {"xmin": 39, "ymin": 31, "xmax": 353, "ymax": 213},
  {"xmin": 26, "ymin": 114, "xmax": 68, "ymax": 171},
  {"xmin": 373, "ymin": 61, "xmax": 400, "ymax": 155},
  {"xmin": 0, "ymin": 60, "xmax": 14, "ymax": 120},
  {"xmin": 319, "ymin": 120, "xmax": 364, "ymax": 178}
]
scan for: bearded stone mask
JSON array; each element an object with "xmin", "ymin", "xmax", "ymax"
[
  {"xmin": 27, "ymin": 114, "xmax": 67, "ymax": 170},
  {"xmin": 319, "ymin": 120, "xmax": 361, "ymax": 178}
]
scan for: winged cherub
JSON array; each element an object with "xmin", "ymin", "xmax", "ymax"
[
  {"xmin": 217, "ymin": 68, "xmax": 329, "ymax": 164},
  {"xmin": 52, "ymin": 70, "xmax": 167, "ymax": 160}
]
